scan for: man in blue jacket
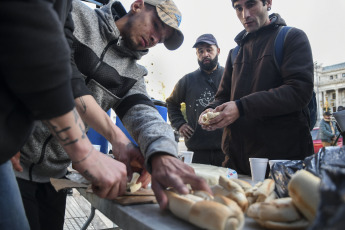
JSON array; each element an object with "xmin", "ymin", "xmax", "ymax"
[{"xmin": 319, "ymin": 111, "xmax": 340, "ymax": 147}]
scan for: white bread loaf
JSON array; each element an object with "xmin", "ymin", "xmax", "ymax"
[
  {"xmin": 218, "ymin": 176, "xmax": 249, "ymax": 212},
  {"xmin": 256, "ymin": 219, "xmax": 309, "ymax": 230},
  {"xmin": 247, "ymin": 197, "xmax": 308, "ymax": 230},
  {"xmin": 230, "ymin": 178, "xmax": 252, "ymax": 192},
  {"xmin": 288, "ymin": 170, "xmax": 321, "ymax": 222},
  {"xmin": 165, "ymin": 190, "xmax": 244, "ymax": 230},
  {"xmin": 245, "ymin": 179, "xmax": 276, "ymax": 205},
  {"xmin": 247, "ymin": 197, "xmax": 302, "ymax": 222}
]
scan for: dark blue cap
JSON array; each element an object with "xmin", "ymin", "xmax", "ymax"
[{"xmin": 192, "ymin": 33, "xmax": 218, "ymax": 48}]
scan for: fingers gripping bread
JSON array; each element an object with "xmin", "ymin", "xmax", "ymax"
[
  {"xmin": 165, "ymin": 190, "xmax": 244, "ymax": 230},
  {"xmin": 288, "ymin": 170, "xmax": 321, "ymax": 222}
]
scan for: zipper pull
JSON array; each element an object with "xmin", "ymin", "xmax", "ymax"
[{"xmin": 117, "ymin": 36, "xmax": 122, "ymax": 46}]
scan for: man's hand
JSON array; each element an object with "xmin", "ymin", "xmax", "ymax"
[
  {"xmin": 150, "ymin": 154, "xmax": 211, "ymax": 210},
  {"xmin": 10, "ymin": 152, "xmax": 23, "ymax": 172},
  {"xmin": 179, "ymin": 123, "xmax": 194, "ymax": 140},
  {"xmin": 72, "ymin": 148, "xmax": 127, "ymax": 199},
  {"xmin": 200, "ymin": 101, "xmax": 240, "ymax": 131},
  {"xmin": 113, "ymin": 142, "xmax": 151, "ymax": 188}
]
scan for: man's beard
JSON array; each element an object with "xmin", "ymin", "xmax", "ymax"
[{"xmin": 198, "ymin": 55, "xmax": 218, "ymax": 72}]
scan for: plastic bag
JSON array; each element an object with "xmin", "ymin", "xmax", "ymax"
[
  {"xmin": 269, "ymin": 160, "xmax": 304, "ymax": 198},
  {"xmin": 304, "ymin": 146, "xmax": 345, "ymax": 176},
  {"xmin": 308, "ymin": 166, "xmax": 345, "ymax": 230}
]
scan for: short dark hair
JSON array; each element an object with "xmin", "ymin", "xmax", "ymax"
[{"xmin": 231, "ymin": 0, "xmax": 266, "ymax": 8}]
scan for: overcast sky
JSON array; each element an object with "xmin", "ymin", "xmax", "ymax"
[{"xmin": 85, "ymin": 0, "xmax": 345, "ymax": 99}]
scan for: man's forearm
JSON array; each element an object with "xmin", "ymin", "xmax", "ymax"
[
  {"xmin": 43, "ymin": 107, "xmax": 92, "ymax": 162},
  {"xmin": 75, "ymin": 95, "xmax": 132, "ymax": 150}
]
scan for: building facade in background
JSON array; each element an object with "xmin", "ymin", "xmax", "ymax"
[{"xmin": 315, "ymin": 62, "xmax": 345, "ymax": 124}]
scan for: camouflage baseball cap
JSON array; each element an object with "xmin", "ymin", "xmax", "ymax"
[{"xmin": 145, "ymin": 0, "xmax": 184, "ymax": 50}]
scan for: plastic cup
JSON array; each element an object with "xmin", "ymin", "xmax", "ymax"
[
  {"xmin": 249, "ymin": 158, "xmax": 268, "ymax": 182},
  {"xmin": 180, "ymin": 151, "xmax": 194, "ymax": 164},
  {"xmin": 269, "ymin": 160, "xmax": 289, "ymax": 169}
]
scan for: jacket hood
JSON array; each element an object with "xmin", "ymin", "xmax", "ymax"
[
  {"xmin": 234, "ymin": 13, "xmax": 287, "ymax": 46},
  {"xmin": 96, "ymin": 0, "xmax": 148, "ymax": 60}
]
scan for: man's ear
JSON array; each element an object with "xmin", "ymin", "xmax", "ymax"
[{"xmin": 130, "ymin": 0, "xmax": 145, "ymax": 13}]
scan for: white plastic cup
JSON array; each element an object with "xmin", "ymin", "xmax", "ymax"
[
  {"xmin": 249, "ymin": 158, "xmax": 268, "ymax": 182},
  {"xmin": 180, "ymin": 151, "xmax": 194, "ymax": 164},
  {"xmin": 269, "ymin": 160, "xmax": 289, "ymax": 169}
]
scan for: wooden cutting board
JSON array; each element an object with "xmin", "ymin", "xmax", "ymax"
[{"xmin": 114, "ymin": 188, "xmax": 156, "ymax": 205}]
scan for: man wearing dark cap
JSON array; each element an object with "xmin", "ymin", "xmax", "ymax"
[
  {"xmin": 166, "ymin": 34, "xmax": 225, "ymax": 166},
  {"xmin": 199, "ymin": 0, "xmax": 314, "ymax": 176},
  {"xmin": 320, "ymin": 111, "xmax": 339, "ymax": 147}
]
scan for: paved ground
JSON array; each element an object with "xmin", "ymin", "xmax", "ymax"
[{"xmin": 64, "ymin": 189, "xmax": 118, "ymax": 230}]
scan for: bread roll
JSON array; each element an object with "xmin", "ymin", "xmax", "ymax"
[
  {"xmin": 230, "ymin": 178, "xmax": 252, "ymax": 192},
  {"xmin": 165, "ymin": 190, "xmax": 196, "ymax": 221},
  {"xmin": 165, "ymin": 190, "xmax": 244, "ymax": 230},
  {"xmin": 201, "ymin": 111, "xmax": 220, "ymax": 125},
  {"xmin": 213, "ymin": 195, "xmax": 244, "ymax": 230},
  {"xmin": 246, "ymin": 179, "xmax": 275, "ymax": 205},
  {"xmin": 189, "ymin": 201, "xmax": 241, "ymax": 230},
  {"xmin": 218, "ymin": 176, "xmax": 249, "ymax": 211},
  {"xmin": 288, "ymin": 170, "xmax": 321, "ymax": 222},
  {"xmin": 256, "ymin": 219, "xmax": 309, "ymax": 230},
  {"xmin": 247, "ymin": 197, "xmax": 302, "ymax": 222},
  {"xmin": 127, "ymin": 172, "xmax": 142, "ymax": 193}
]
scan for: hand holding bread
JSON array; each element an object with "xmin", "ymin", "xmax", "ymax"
[{"xmin": 200, "ymin": 111, "xmax": 220, "ymax": 125}]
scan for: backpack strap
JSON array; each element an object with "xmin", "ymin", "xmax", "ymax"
[
  {"xmin": 274, "ymin": 26, "xmax": 292, "ymax": 72},
  {"xmin": 230, "ymin": 45, "xmax": 240, "ymax": 66}
]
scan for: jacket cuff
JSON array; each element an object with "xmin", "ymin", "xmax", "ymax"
[{"xmin": 235, "ymin": 100, "xmax": 244, "ymax": 117}]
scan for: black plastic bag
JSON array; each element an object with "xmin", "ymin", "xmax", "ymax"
[
  {"xmin": 269, "ymin": 160, "xmax": 304, "ymax": 198},
  {"xmin": 304, "ymin": 146, "xmax": 345, "ymax": 177},
  {"xmin": 308, "ymin": 166, "xmax": 345, "ymax": 230}
]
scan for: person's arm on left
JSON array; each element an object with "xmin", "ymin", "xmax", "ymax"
[{"xmin": 75, "ymin": 95, "xmax": 150, "ymax": 187}]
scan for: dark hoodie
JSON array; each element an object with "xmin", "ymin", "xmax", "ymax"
[
  {"xmin": 208, "ymin": 14, "xmax": 314, "ymax": 175},
  {"xmin": 0, "ymin": 0, "xmax": 74, "ymax": 164}
]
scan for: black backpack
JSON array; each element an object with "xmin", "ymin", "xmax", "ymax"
[{"xmin": 231, "ymin": 26, "xmax": 317, "ymax": 131}]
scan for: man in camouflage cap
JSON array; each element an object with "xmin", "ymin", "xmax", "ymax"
[{"xmin": 14, "ymin": 0, "xmax": 210, "ymax": 229}]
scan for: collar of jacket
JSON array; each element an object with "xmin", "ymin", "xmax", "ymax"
[{"xmin": 234, "ymin": 13, "xmax": 287, "ymax": 46}]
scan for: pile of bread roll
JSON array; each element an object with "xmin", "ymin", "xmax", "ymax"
[
  {"xmin": 165, "ymin": 170, "xmax": 321, "ymax": 230},
  {"xmin": 247, "ymin": 170, "xmax": 321, "ymax": 230}
]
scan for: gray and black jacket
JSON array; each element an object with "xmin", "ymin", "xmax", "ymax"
[{"xmin": 16, "ymin": 0, "xmax": 177, "ymax": 182}]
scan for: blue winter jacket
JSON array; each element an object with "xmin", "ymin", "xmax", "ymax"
[{"xmin": 319, "ymin": 119, "xmax": 339, "ymax": 143}]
